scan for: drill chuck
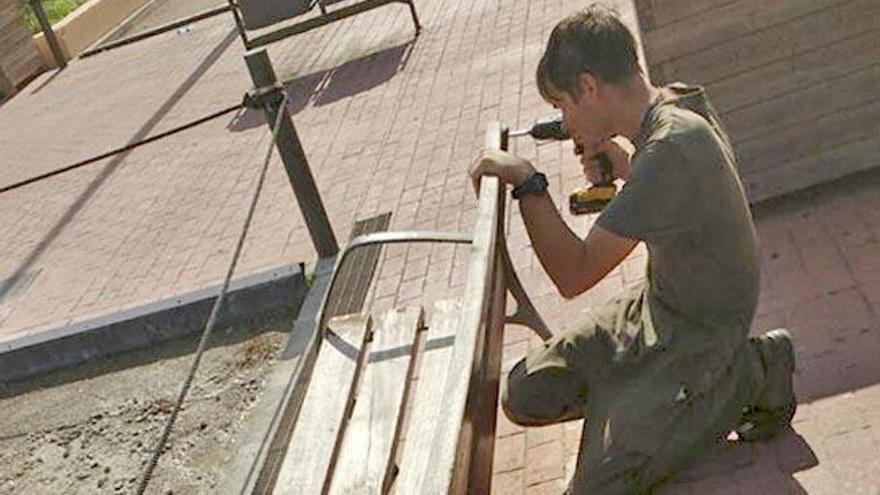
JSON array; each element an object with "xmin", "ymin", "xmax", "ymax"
[{"xmin": 510, "ymin": 114, "xmax": 569, "ymax": 140}]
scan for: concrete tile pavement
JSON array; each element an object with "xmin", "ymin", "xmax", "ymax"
[{"xmin": 0, "ymin": 0, "xmax": 878, "ymax": 492}]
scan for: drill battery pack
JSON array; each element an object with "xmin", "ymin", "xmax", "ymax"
[{"xmin": 569, "ymin": 184, "xmax": 616, "ymax": 215}]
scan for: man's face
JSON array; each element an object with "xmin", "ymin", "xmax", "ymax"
[{"xmin": 544, "ymin": 75, "xmax": 611, "ymax": 156}]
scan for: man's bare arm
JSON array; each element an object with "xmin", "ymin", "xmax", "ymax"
[
  {"xmin": 468, "ymin": 146, "xmax": 637, "ymax": 299},
  {"xmin": 519, "ymin": 192, "xmax": 637, "ymax": 299}
]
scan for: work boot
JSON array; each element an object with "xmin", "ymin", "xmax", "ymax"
[{"xmin": 735, "ymin": 329, "xmax": 796, "ymax": 442}]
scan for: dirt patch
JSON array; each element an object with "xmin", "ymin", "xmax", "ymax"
[{"xmin": 0, "ymin": 321, "xmax": 289, "ymax": 494}]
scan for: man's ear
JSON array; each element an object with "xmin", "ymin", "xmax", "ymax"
[{"xmin": 576, "ymin": 72, "xmax": 599, "ymax": 103}]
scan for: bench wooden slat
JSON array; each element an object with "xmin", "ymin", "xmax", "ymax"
[
  {"xmin": 328, "ymin": 306, "xmax": 424, "ymax": 494},
  {"xmin": 395, "ymin": 299, "xmax": 460, "ymax": 494},
  {"xmin": 421, "ymin": 175, "xmax": 503, "ymax": 494},
  {"xmin": 273, "ymin": 314, "xmax": 372, "ymax": 495}
]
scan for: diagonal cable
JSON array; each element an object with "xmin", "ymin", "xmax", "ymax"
[{"xmin": 135, "ymin": 91, "xmax": 290, "ymax": 495}]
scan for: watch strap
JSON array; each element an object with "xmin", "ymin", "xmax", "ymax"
[{"xmin": 512, "ymin": 172, "xmax": 548, "ymax": 199}]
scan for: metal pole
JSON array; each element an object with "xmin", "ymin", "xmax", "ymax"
[
  {"xmin": 29, "ymin": 0, "xmax": 66, "ymax": 69},
  {"xmin": 226, "ymin": 0, "xmax": 251, "ymax": 49},
  {"xmin": 244, "ymin": 48, "xmax": 338, "ymax": 258}
]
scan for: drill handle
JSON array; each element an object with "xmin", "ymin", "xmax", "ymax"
[{"xmin": 595, "ymin": 153, "xmax": 614, "ymax": 186}]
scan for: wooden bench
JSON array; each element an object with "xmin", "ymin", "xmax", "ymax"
[{"xmin": 265, "ymin": 122, "xmax": 550, "ymax": 494}]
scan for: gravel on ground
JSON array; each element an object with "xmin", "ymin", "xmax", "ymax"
[{"xmin": 0, "ymin": 318, "xmax": 290, "ymax": 494}]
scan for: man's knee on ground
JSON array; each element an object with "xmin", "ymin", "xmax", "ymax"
[
  {"xmin": 501, "ymin": 360, "xmax": 537, "ymax": 426},
  {"xmin": 502, "ymin": 359, "xmax": 581, "ymax": 427}
]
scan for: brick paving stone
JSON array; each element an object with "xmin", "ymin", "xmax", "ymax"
[
  {"xmin": 493, "ymin": 432, "xmax": 526, "ymax": 474},
  {"xmin": 525, "ymin": 439, "xmax": 565, "ymax": 488},
  {"xmin": 561, "ymin": 421, "xmax": 583, "ymax": 457},
  {"xmin": 525, "ymin": 478, "xmax": 568, "ymax": 495},
  {"xmin": 492, "ymin": 468, "xmax": 525, "ymax": 495},
  {"xmin": 526, "ymin": 423, "xmax": 563, "ymax": 449}
]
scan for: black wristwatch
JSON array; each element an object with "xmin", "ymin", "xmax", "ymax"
[{"xmin": 512, "ymin": 172, "xmax": 549, "ymax": 199}]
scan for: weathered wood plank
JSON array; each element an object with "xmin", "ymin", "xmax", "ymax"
[
  {"xmin": 328, "ymin": 306, "xmax": 423, "ymax": 495},
  {"xmin": 735, "ymin": 95, "xmax": 880, "ymax": 176},
  {"xmin": 465, "ymin": 120, "xmax": 508, "ymax": 495},
  {"xmin": 707, "ymin": 28, "xmax": 880, "ymax": 113},
  {"xmin": 395, "ymin": 300, "xmax": 460, "ymax": 494},
  {"xmin": 467, "ymin": 253, "xmax": 506, "ymax": 494},
  {"xmin": 0, "ymin": 15, "xmax": 24, "ymax": 35},
  {"xmin": 6, "ymin": 44, "xmax": 41, "ymax": 65},
  {"xmin": 5, "ymin": 57, "xmax": 41, "ymax": 85},
  {"xmin": 0, "ymin": 2, "xmax": 24, "ymax": 25},
  {"xmin": 0, "ymin": 70, "xmax": 12, "ymax": 95},
  {"xmin": 636, "ymin": 0, "xmax": 735, "ymax": 31},
  {"xmin": 420, "ymin": 126, "xmax": 504, "ymax": 494},
  {"xmin": 0, "ymin": 5, "xmax": 31, "ymax": 37},
  {"xmin": 0, "ymin": 20, "xmax": 30, "ymax": 47},
  {"xmin": 0, "ymin": 18, "xmax": 25, "ymax": 37},
  {"xmin": 723, "ymin": 62, "xmax": 880, "ymax": 143},
  {"xmin": 744, "ymin": 134, "xmax": 880, "ymax": 203},
  {"xmin": 0, "ymin": 0, "xmax": 41, "ymax": 88},
  {"xmin": 651, "ymin": 0, "xmax": 880, "ymax": 86},
  {"xmin": 644, "ymin": 0, "xmax": 851, "ymax": 65},
  {"xmin": 273, "ymin": 314, "xmax": 372, "ymax": 495}
]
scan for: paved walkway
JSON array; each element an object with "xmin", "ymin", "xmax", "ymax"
[{"xmin": 0, "ymin": 0, "xmax": 878, "ymax": 492}]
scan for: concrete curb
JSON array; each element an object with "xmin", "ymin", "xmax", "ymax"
[{"xmin": 0, "ymin": 264, "xmax": 308, "ymax": 384}]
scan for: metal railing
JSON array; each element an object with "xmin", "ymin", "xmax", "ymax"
[{"xmin": 27, "ymin": 0, "xmax": 66, "ymax": 68}]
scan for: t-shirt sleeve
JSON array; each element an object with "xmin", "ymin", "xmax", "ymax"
[{"xmin": 596, "ymin": 141, "xmax": 698, "ymax": 245}]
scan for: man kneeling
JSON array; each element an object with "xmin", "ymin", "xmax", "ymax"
[{"xmin": 469, "ymin": 5, "xmax": 796, "ymax": 494}]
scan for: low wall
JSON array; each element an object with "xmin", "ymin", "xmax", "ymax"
[
  {"xmin": 635, "ymin": 0, "xmax": 880, "ymax": 202},
  {"xmin": 33, "ymin": 0, "xmax": 154, "ymax": 67}
]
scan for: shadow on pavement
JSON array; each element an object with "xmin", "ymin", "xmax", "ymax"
[
  {"xmin": 227, "ymin": 40, "xmax": 413, "ymax": 132},
  {"xmin": 659, "ymin": 428, "xmax": 818, "ymax": 494},
  {"xmin": 313, "ymin": 41, "xmax": 413, "ymax": 106},
  {"xmin": 28, "ymin": 66, "xmax": 66, "ymax": 96}
]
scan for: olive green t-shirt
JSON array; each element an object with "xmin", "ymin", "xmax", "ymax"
[{"xmin": 594, "ymin": 84, "xmax": 760, "ymax": 374}]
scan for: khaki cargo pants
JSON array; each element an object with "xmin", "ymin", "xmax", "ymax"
[{"xmin": 502, "ymin": 323, "xmax": 765, "ymax": 494}]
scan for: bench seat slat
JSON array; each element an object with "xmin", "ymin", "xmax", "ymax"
[
  {"xmin": 395, "ymin": 299, "xmax": 461, "ymax": 494},
  {"xmin": 273, "ymin": 314, "xmax": 372, "ymax": 495},
  {"xmin": 328, "ymin": 306, "xmax": 424, "ymax": 494}
]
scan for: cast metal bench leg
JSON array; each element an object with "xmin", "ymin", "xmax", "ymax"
[{"xmin": 501, "ymin": 244, "xmax": 552, "ymax": 340}]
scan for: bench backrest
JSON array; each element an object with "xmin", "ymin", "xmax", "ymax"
[{"xmin": 263, "ymin": 122, "xmax": 541, "ymax": 494}]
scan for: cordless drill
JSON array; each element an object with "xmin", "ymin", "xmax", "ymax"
[{"xmin": 509, "ymin": 114, "xmax": 616, "ymax": 214}]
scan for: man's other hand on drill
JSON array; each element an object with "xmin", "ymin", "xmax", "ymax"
[
  {"xmin": 575, "ymin": 136, "xmax": 632, "ymax": 186},
  {"xmin": 469, "ymin": 149, "xmax": 537, "ymax": 195}
]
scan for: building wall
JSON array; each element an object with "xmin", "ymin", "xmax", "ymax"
[
  {"xmin": 0, "ymin": 0, "xmax": 45, "ymax": 93},
  {"xmin": 635, "ymin": 0, "xmax": 880, "ymax": 202}
]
